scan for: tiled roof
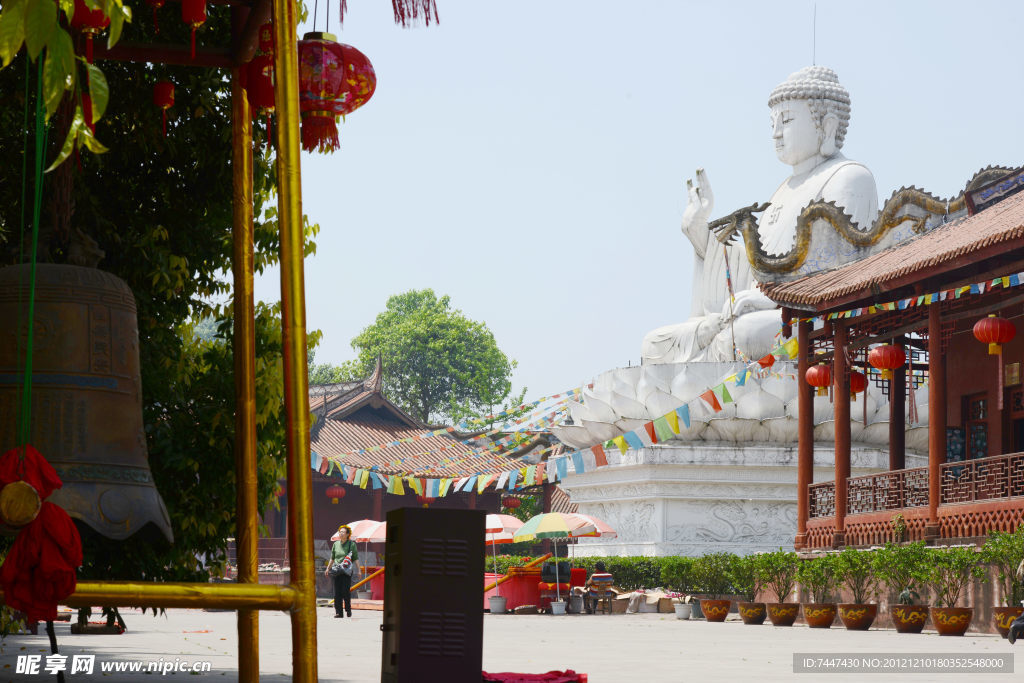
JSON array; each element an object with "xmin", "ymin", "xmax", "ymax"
[
  {"xmin": 550, "ymin": 486, "xmax": 579, "ymax": 514},
  {"xmin": 761, "ymin": 191, "xmax": 1024, "ymax": 308}
]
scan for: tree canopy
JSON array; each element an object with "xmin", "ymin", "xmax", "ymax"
[{"xmin": 345, "ymin": 289, "xmax": 517, "ymax": 424}]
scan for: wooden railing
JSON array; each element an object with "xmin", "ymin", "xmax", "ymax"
[
  {"xmin": 941, "ymin": 451, "xmax": 1024, "ymax": 504},
  {"xmin": 846, "ymin": 467, "xmax": 929, "ymax": 514},
  {"xmin": 809, "ymin": 481, "xmax": 835, "ymax": 518}
]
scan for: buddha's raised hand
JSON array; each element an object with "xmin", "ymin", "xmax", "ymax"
[{"xmin": 681, "ymin": 168, "xmax": 714, "ymax": 247}]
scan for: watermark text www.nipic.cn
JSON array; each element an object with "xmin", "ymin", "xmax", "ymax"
[{"xmin": 15, "ymin": 654, "xmax": 214, "ymax": 675}]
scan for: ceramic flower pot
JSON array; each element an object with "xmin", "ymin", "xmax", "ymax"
[
  {"xmin": 930, "ymin": 607, "xmax": 972, "ymax": 636},
  {"xmin": 700, "ymin": 599, "xmax": 730, "ymax": 622},
  {"xmin": 994, "ymin": 607, "xmax": 1024, "ymax": 638},
  {"xmin": 737, "ymin": 601, "xmax": 767, "ymax": 625},
  {"xmin": 550, "ymin": 600, "xmax": 567, "ymax": 616},
  {"xmin": 766, "ymin": 602, "xmax": 799, "ymax": 626},
  {"xmin": 673, "ymin": 603, "xmax": 692, "ymax": 620},
  {"xmin": 889, "ymin": 604, "xmax": 929, "ymax": 634},
  {"xmin": 838, "ymin": 603, "xmax": 877, "ymax": 630},
  {"xmin": 489, "ymin": 596, "xmax": 507, "ymax": 614},
  {"xmin": 802, "ymin": 603, "xmax": 837, "ymax": 628}
]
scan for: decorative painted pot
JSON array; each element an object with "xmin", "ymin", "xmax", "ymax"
[
  {"xmin": 766, "ymin": 602, "xmax": 800, "ymax": 626},
  {"xmin": 673, "ymin": 603, "xmax": 692, "ymax": 620},
  {"xmin": 802, "ymin": 603, "xmax": 837, "ymax": 628},
  {"xmin": 737, "ymin": 601, "xmax": 767, "ymax": 625},
  {"xmin": 838, "ymin": 603, "xmax": 877, "ymax": 630},
  {"xmin": 889, "ymin": 604, "xmax": 929, "ymax": 634},
  {"xmin": 930, "ymin": 607, "xmax": 973, "ymax": 636},
  {"xmin": 993, "ymin": 607, "xmax": 1023, "ymax": 638},
  {"xmin": 700, "ymin": 599, "xmax": 731, "ymax": 622}
]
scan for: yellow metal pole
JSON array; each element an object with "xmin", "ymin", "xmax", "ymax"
[
  {"xmin": 350, "ymin": 566, "xmax": 384, "ymax": 592},
  {"xmin": 270, "ymin": 1, "xmax": 317, "ymax": 680},
  {"xmin": 230, "ymin": 67, "xmax": 259, "ymax": 682},
  {"xmin": 39, "ymin": 582, "xmax": 297, "ymax": 610}
]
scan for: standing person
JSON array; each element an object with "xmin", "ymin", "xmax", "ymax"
[{"xmin": 325, "ymin": 525, "xmax": 359, "ymax": 618}]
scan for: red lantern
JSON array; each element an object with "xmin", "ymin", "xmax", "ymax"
[
  {"xmin": 246, "ymin": 24, "xmax": 276, "ymax": 142},
  {"xmin": 502, "ymin": 496, "xmax": 521, "ymax": 509},
  {"xmin": 297, "ymin": 32, "xmax": 376, "ymax": 153},
  {"xmin": 973, "ymin": 314, "xmax": 1016, "ymax": 355},
  {"xmin": 69, "ymin": 0, "xmax": 110, "ymax": 64},
  {"xmin": 181, "ymin": 0, "xmax": 207, "ymax": 60},
  {"xmin": 849, "ymin": 370, "xmax": 866, "ymax": 401},
  {"xmin": 868, "ymin": 344, "xmax": 905, "ymax": 380},
  {"xmin": 153, "ymin": 81, "xmax": 174, "ymax": 137},
  {"xmin": 147, "ymin": 0, "xmax": 165, "ymax": 33},
  {"xmin": 325, "ymin": 485, "xmax": 346, "ymax": 504},
  {"xmin": 416, "ymin": 495, "xmax": 435, "ymax": 508},
  {"xmin": 806, "ymin": 363, "xmax": 831, "ymax": 397}
]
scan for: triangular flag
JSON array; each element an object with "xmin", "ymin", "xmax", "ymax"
[
  {"xmin": 477, "ymin": 475, "xmax": 490, "ymax": 494},
  {"xmin": 758, "ymin": 353, "xmax": 775, "ymax": 369},
  {"xmin": 665, "ymin": 410, "xmax": 680, "ymax": 434},
  {"xmin": 535, "ymin": 463, "xmax": 546, "ymax": 485},
  {"xmin": 360, "ymin": 470, "xmax": 370, "ymax": 490},
  {"xmin": 461, "ymin": 475, "xmax": 476, "ymax": 493},
  {"xmin": 734, "ymin": 368, "xmax": 747, "ymax": 387},
  {"xmin": 623, "ymin": 431, "xmax": 644, "ymax": 450},
  {"xmin": 393, "ymin": 476, "xmax": 406, "ymax": 495},
  {"xmin": 525, "ymin": 465, "xmax": 536, "ymax": 484},
  {"xmin": 497, "ymin": 471, "xmax": 509, "ymax": 490},
  {"xmin": 700, "ymin": 389, "xmax": 723, "ymax": 412},
  {"xmin": 508, "ymin": 469, "xmax": 518, "ymax": 490},
  {"xmin": 556, "ymin": 457, "xmax": 568, "ymax": 480},
  {"xmin": 370, "ymin": 473, "xmax": 382, "ymax": 490},
  {"xmin": 571, "ymin": 451, "xmax": 584, "ymax": 474},
  {"xmin": 782, "ymin": 337, "xmax": 799, "ymax": 359},
  {"xmin": 676, "ymin": 405, "xmax": 691, "ymax": 428},
  {"xmin": 653, "ymin": 416, "xmax": 674, "ymax": 442},
  {"xmin": 718, "ymin": 384, "xmax": 733, "ymax": 404},
  {"xmin": 440, "ymin": 478, "xmax": 453, "ymax": 496},
  {"xmin": 591, "ymin": 444, "xmax": 608, "ymax": 467},
  {"xmin": 345, "ymin": 466, "xmax": 357, "ymax": 484},
  {"xmin": 612, "ymin": 435, "xmax": 629, "ymax": 455},
  {"xmin": 643, "ymin": 421, "xmax": 658, "ymax": 445}
]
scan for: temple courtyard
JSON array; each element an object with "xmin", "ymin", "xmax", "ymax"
[{"xmin": 0, "ymin": 606, "xmax": 1017, "ymax": 682}]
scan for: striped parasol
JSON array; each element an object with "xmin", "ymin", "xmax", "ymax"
[
  {"xmin": 564, "ymin": 512, "xmax": 617, "ymax": 539},
  {"xmin": 485, "ymin": 514, "xmax": 524, "ymax": 598},
  {"xmin": 512, "ymin": 512, "xmax": 595, "ymax": 603}
]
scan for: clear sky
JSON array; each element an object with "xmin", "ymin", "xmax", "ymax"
[{"xmin": 255, "ymin": 0, "xmax": 1024, "ymax": 403}]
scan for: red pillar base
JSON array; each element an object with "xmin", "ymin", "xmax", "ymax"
[
  {"xmin": 831, "ymin": 531, "xmax": 845, "ymax": 549},
  {"xmin": 793, "ymin": 533, "xmax": 808, "ymax": 550},
  {"xmin": 924, "ymin": 523, "xmax": 940, "ymax": 540}
]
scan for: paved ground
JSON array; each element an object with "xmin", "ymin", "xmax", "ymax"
[{"xmin": 0, "ymin": 605, "xmax": 1018, "ymax": 682}]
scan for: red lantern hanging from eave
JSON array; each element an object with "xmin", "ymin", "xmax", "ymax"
[
  {"xmin": 868, "ymin": 344, "xmax": 906, "ymax": 380},
  {"xmin": 973, "ymin": 314, "xmax": 1016, "ymax": 355},
  {"xmin": 849, "ymin": 370, "xmax": 866, "ymax": 401},
  {"xmin": 181, "ymin": 0, "xmax": 207, "ymax": 60},
  {"xmin": 806, "ymin": 363, "xmax": 831, "ymax": 397},
  {"xmin": 147, "ymin": 0, "xmax": 165, "ymax": 33},
  {"xmin": 416, "ymin": 495, "xmax": 435, "ymax": 508},
  {"xmin": 325, "ymin": 485, "xmax": 346, "ymax": 504},
  {"xmin": 298, "ymin": 32, "xmax": 376, "ymax": 153},
  {"xmin": 69, "ymin": 0, "xmax": 110, "ymax": 64},
  {"xmin": 502, "ymin": 496, "xmax": 521, "ymax": 509},
  {"xmin": 153, "ymin": 81, "xmax": 174, "ymax": 137},
  {"xmin": 245, "ymin": 24, "xmax": 276, "ymax": 142}
]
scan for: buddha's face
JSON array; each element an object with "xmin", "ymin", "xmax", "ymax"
[{"xmin": 770, "ymin": 99, "xmax": 822, "ymax": 168}]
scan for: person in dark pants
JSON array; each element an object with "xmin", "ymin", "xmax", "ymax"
[
  {"xmin": 325, "ymin": 525, "xmax": 359, "ymax": 618},
  {"xmin": 583, "ymin": 561, "xmax": 609, "ymax": 614}
]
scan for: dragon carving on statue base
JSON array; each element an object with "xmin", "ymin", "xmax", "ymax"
[{"xmin": 709, "ymin": 166, "xmax": 1014, "ymax": 282}]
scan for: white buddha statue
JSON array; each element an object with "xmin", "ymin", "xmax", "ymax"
[{"xmin": 642, "ymin": 66, "xmax": 878, "ymax": 364}]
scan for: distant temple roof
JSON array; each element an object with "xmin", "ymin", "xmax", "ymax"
[
  {"xmin": 308, "ymin": 357, "xmax": 548, "ymax": 478},
  {"xmin": 761, "ymin": 191, "xmax": 1024, "ymax": 310}
]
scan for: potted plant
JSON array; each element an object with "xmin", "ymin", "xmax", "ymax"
[
  {"xmin": 729, "ymin": 554, "xmax": 766, "ymax": 625},
  {"xmin": 982, "ymin": 527, "xmax": 1024, "ymax": 637},
  {"xmin": 692, "ymin": 552, "xmax": 734, "ymax": 622},
  {"xmin": 661, "ymin": 556, "xmax": 695, "ymax": 620},
  {"xmin": 755, "ymin": 549, "xmax": 800, "ymax": 626},
  {"xmin": 834, "ymin": 546, "xmax": 879, "ymax": 630},
  {"xmin": 874, "ymin": 541, "xmax": 930, "ymax": 633},
  {"xmin": 798, "ymin": 554, "xmax": 838, "ymax": 628},
  {"xmin": 926, "ymin": 546, "xmax": 988, "ymax": 636}
]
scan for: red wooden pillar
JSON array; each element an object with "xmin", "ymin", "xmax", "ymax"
[
  {"xmin": 372, "ymin": 488, "xmax": 383, "ymax": 522},
  {"xmin": 833, "ymin": 321, "xmax": 851, "ymax": 548},
  {"xmin": 890, "ymin": 342, "xmax": 906, "ymax": 471},
  {"xmin": 927, "ymin": 305, "xmax": 946, "ymax": 538},
  {"xmin": 795, "ymin": 318, "xmax": 813, "ymax": 550}
]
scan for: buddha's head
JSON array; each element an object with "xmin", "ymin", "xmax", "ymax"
[{"xmin": 768, "ymin": 66, "xmax": 851, "ymax": 168}]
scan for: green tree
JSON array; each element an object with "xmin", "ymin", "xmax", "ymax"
[
  {"xmin": 0, "ymin": 30, "xmax": 318, "ymax": 585},
  {"xmin": 348, "ymin": 289, "xmax": 517, "ymax": 424}
]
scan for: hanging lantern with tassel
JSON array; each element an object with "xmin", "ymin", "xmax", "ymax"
[
  {"xmin": 246, "ymin": 23, "xmax": 276, "ymax": 143},
  {"xmin": 153, "ymin": 81, "xmax": 175, "ymax": 137},
  {"xmin": 416, "ymin": 495, "xmax": 435, "ymax": 508},
  {"xmin": 973, "ymin": 314, "xmax": 1016, "ymax": 355},
  {"xmin": 806, "ymin": 363, "xmax": 831, "ymax": 397},
  {"xmin": 502, "ymin": 496, "xmax": 521, "ymax": 510},
  {"xmin": 298, "ymin": 32, "xmax": 375, "ymax": 153},
  {"xmin": 147, "ymin": 0, "xmax": 165, "ymax": 33},
  {"xmin": 69, "ymin": 0, "xmax": 110, "ymax": 64},
  {"xmin": 849, "ymin": 370, "xmax": 866, "ymax": 401},
  {"xmin": 325, "ymin": 485, "xmax": 346, "ymax": 504},
  {"xmin": 868, "ymin": 344, "xmax": 905, "ymax": 381},
  {"xmin": 181, "ymin": 0, "xmax": 207, "ymax": 60}
]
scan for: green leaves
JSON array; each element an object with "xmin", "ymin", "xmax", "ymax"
[
  {"xmin": 23, "ymin": 0, "xmax": 55, "ymax": 60},
  {"xmin": 0, "ymin": 0, "xmax": 26, "ymax": 67},
  {"xmin": 42, "ymin": 25, "xmax": 73, "ymax": 115},
  {"xmin": 85, "ymin": 61, "xmax": 108, "ymax": 120}
]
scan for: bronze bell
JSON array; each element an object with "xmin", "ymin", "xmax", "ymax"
[{"xmin": 0, "ymin": 264, "xmax": 172, "ymax": 542}]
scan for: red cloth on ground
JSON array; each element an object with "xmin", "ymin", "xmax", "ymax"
[
  {"xmin": 0, "ymin": 444, "xmax": 63, "ymax": 499},
  {"xmin": 0, "ymin": 502, "xmax": 82, "ymax": 623},
  {"xmin": 482, "ymin": 671, "xmax": 586, "ymax": 683}
]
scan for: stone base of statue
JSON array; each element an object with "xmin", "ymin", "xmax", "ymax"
[
  {"xmin": 560, "ymin": 442, "xmax": 927, "ymax": 557},
  {"xmin": 552, "ymin": 360, "xmax": 929, "ymax": 557}
]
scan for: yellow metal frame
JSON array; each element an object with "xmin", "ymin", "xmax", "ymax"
[{"xmin": 2, "ymin": 1, "xmax": 317, "ymax": 679}]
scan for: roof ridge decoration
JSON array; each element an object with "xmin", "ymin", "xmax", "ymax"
[{"xmin": 712, "ymin": 165, "xmax": 1015, "ymax": 284}]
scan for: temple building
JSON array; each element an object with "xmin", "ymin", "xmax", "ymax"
[{"xmin": 762, "ymin": 169, "xmax": 1024, "ymax": 549}]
